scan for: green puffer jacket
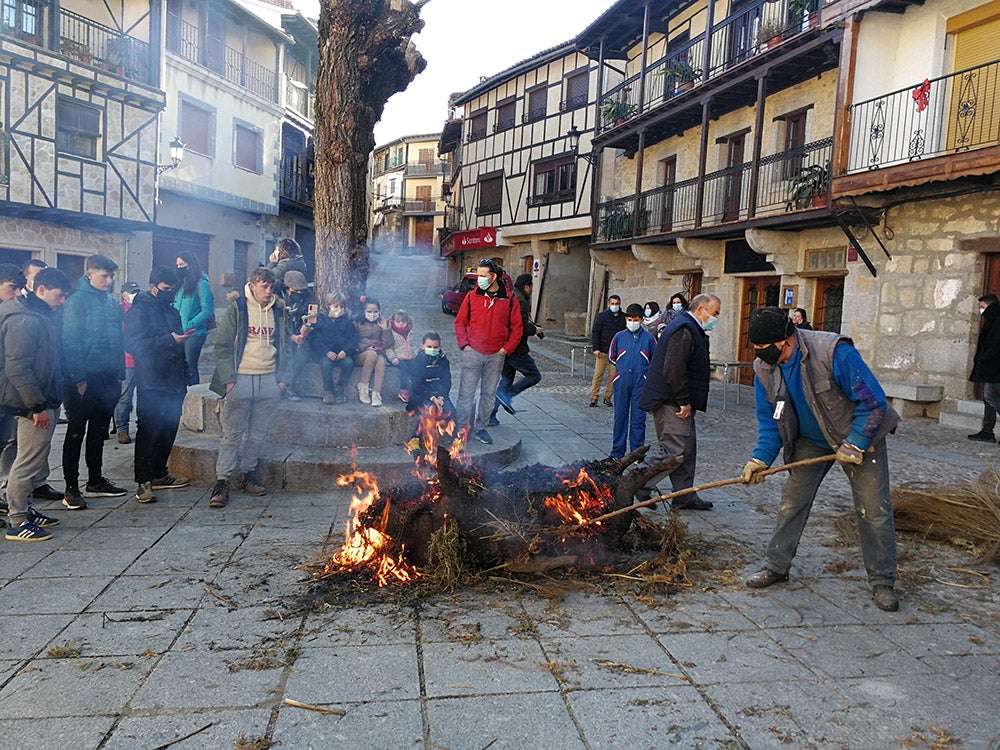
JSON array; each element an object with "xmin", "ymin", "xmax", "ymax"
[{"xmin": 62, "ymin": 275, "xmax": 125, "ymax": 385}]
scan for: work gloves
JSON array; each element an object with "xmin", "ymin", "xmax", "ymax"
[
  {"xmin": 741, "ymin": 458, "xmax": 768, "ymax": 484},
  {"xmin": 835, "ymin": 441, "xmax": 864, "ymax": 465}
]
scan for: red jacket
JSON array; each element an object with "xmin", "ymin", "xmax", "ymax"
[
  {"xmin": 454, "ymin": 282, "xmax": 522, "ymax": 356},
  {"xmin": 121, "ymin": 298, "xmax": 134, "ymax": 369}
]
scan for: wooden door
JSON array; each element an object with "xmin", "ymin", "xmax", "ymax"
[
  {"xmin": 737, "ymin": 276, "xmax": 781, "ymax": 383},
  {"xmin": 413, "ymin": 217, "xmax": 435, "ymax": 254},
  {"xmin": 522, "ymin": 255, "xmax": 533, "ymax": 275},
  {"xmin": 723, "ymin": 135, "xmax": 746, "ymax": 222},
  {"xmin": 415, "ymin": 184, "xmax": 432, "ymax": 211},
  {"xmin": 814, "ymin": 277, "xmax": 844, "ymax": 333},
  {"xmin": 728, "ymin": 0, "xmax": 761, "ymax": 67}
]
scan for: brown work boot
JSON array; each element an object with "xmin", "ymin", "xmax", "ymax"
[
  {"xmin": 872, "ymin": 585, "xmax": 900, "ymax": 612},
  {"xmin": 746, "ymin": 567, "xmax": 789, "ymax": 589},
  {"xmin": 117, "ymin": 431, "xmax": 131, "ymax": 444},
  {"xmin": 209, "ymin": 479, "xmax": 229, "ymax": 508}
]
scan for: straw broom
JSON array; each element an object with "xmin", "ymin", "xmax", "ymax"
[{"xmin": 892, "ymin": 467, "xmax": 1000, "ymax": 562}]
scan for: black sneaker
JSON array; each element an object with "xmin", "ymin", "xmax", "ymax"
[
  {"xmin": 967, "ymin": 430, "xmax": 996, "ymax": 442},
  {"xmin": 31, "ymin": 484, "xmax": 64, "ymax": 502},
  {"xmin": 5, "ymin": 521, "xmax": 53, "ymax": 542},
  {"xmin": 26, "ymin": 508, "xmax": 60, "ymax": 528},
  {"xmin": 495, "ymin": 391, "xmax": 516, "ymax": 415},
  {"xmin": 474, "ymin": 430, "xmax": 493, "ymax": 445},
  {"xmin": 84, "ymin": 478, "xmax": 128, "ymax": 498},
  {"xmin": 151, "ymin": 474, "xmax": 190, "ymax": 490},
  {"xmin": 62, "ymin": 487, "xmax": 87, "ymax": 510},
  {"xmin": 487, "ymin": 416, "xmax": 501, "ymax": 427},
  {"xmin": 209, "ymin": 479, "xmax": 229, "ymax": 508},
  {"xmin": 0, "ymin": 497, "xmax": 8, "ymax": 515}
]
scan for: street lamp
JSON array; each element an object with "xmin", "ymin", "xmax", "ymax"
[
  {"xmin": 566, "ymin": 125, "xmax": 598, "ymax": 166},
  {"xmin": 157, "ymin": 136, "xmax": 185, "ymax": 174}
]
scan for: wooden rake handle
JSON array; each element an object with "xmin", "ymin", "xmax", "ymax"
[{"xmin": 566, "ymin": 454, "xmax": 838, "ymax": 532}]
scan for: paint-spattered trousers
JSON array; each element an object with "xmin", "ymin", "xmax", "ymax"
[{"xmin": 762, "ymin": 437, "xmax": 897, "ymax": 587}]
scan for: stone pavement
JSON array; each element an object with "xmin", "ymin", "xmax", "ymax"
[{"xmin": 2, "ymin": 255, "xmax": 998, "ymax": 749}]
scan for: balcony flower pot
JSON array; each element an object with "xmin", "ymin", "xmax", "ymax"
[
  {"xmin": 61, "ymin": 39, "xmax": 92, "ymax": 64},
  {"xmin": 757, "ymin": 21, "xmax": 785, "ymax": 51},
  {"xmin": 811, "ymin": 192, "xmax": 828, "ymax": 208},
  {"xmin": 786, "ymin": 163, "xmax": 830, "ymax": 210},
  {"xmin": 600, "ymin": 95, "xmax": 637, "ymax": 127},
  {"xmin": 662, "ymin": 55, "xmax": 703, "ymax": 94}
]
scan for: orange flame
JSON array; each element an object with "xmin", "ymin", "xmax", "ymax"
[
  {"xmin": 324, "ymin": 469, "xmax": 419, "ymax": 586},
  {"xmin": 542, "ymin": 467, "xmax": 614, "ymax": 528}
]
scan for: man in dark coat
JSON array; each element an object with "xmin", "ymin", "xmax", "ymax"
[
  {"xmin": 1, "ymin": 268, "xmax": 71, "ymax": 541},
  {"xmin": 589, "ymin": 294, "xmax": 626, "ymax": 407},
  {"xmin": 61, "ymin": 254, "xmax": 128, "ymax": 509},
  {"xmin": 638, "ymin": 293, "xmax": 721, "ymax": 511},
  {"xmin": 124, "ymin": 267, "xmax": 192, "ymax": 503},
  {"xmin": 968, "ymin": 294, "xmax": 1000, "ymax": 442},
  {"xmin": 489, "ymin": 274, "xmax": 542, "ymax": 423}
]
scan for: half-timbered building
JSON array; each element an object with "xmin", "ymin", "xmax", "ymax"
[
  {"xmin": 0, "ymin": 0, "xmax": 165, "ymax": 280},
  {"xmin": 438, "ymin": 42, "xmax": 600, "ymax": 332}
]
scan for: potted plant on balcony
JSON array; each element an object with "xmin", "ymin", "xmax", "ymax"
[
  {"xmin": 756, "ymin": 20, "xmax": 786, "ymax": 50},
  {"xmin": 104, "ymin": 37, "xmax": 130, "ymax": 75},
  {"xmin": 789, "ymin": 0, "xmax": 819, "ymax": 29},
  {"xmin": 600, "ymin": 93, "xmax": 637, "ymax": 127},
  {"xmin": 663, "ymin": 55, "xmax": 702, "ymax": 93},
  {"xmin": 61, "ymin": 38, "xmax": 92, "ymax": 64},
  {"xmin": 786, "ymin": 163, "xmax": 830, "ymax": 209}
]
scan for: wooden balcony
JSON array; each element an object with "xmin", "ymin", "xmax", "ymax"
[{"xmin": 835, "ymin": 57, "xmax": 1000, "ymax": 197}]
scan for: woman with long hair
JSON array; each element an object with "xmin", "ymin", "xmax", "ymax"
[{"xmin": 173, "ymin": 252, "xmax": 215, "ymax": 385}]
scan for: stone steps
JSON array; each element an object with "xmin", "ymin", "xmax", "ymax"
[{"xmin": 939, "ymin": 399, "xmax": 984, "ymax": 432}]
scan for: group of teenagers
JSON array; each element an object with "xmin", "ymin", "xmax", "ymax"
[{"xmin": 586, "ymin": 290, "xmax": 902, "ymax": 612}]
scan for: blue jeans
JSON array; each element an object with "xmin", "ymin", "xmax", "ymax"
[
  {"xmin": 610, "ymin": 378, "xmax": 646, "ymax": 459},
  {"xmin": 490, "ymin": 353, "xmax": 541, "ymax": 420},
  {"xmin": 114, "ymin": 367, "xmax": 137, "ymax": 433},
  {"xmin": 763, "ymin": 437, "xmax": 896, "ymax": 587},
  {"xmin": 185, "ymin": 335, "xmax": 207, "ymax": 386}
]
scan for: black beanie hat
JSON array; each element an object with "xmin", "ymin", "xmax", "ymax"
[
  {"xmin": 625, "ymin": 303, "xmax": 644, "ymax": 317},
  {"xmin": 748, "ymin": 307, "xmax": 795, "ymax": 344}
]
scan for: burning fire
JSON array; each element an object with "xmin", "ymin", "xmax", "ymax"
[
  {"xmin": 323, "ymin": 469, "xmax": 419, "ymax": 586},
  {"xmin": 542, "ymin": 468, "xmax": 615, "ymax": 528}
]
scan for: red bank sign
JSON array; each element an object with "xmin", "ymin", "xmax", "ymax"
[{"xmin": 441, "ymin": 226, "xmax": 497, "ymax": 257}]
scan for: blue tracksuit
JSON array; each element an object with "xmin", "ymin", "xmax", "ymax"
[{"xmin": 609, "ymin": 326, "xmax": 656, "ymax": 458}]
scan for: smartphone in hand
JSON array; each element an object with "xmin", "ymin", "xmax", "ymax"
[{"xmin": 307, "ymin": 304, "xmax": 319, "ymax": 319}]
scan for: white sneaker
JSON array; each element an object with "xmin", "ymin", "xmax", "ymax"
[
  {"xmin": 357, "ymin": 382, "xmax": 370, "ymax": 404},
  {"xmin": 370, "ymin": 391, "xmax": 383, "ymax": 407}
]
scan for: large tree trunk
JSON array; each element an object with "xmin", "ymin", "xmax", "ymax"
[{"xmin": 314, "ymin": 0, "xmax": 427, "ymax": 304}]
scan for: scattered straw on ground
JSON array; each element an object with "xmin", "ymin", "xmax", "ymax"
[
  {"xmin": 892, "ymin": 467, "xmax": 1000, "ymax": 562},
  {"xmin": 422, "ymin": 519, "xmax": 470, "ymax": 592}
]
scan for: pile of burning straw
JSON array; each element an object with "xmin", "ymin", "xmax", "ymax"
[{"xmin": 313, "ymin": 406, "xmax": 690, "ymax": 593}]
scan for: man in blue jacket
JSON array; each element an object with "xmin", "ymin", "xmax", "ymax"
[
  {"xmin": 125, "ymin": 267, "xmax": 193, "ymax": 504},
  {"xmin": 1, "ymin": 268, "xmax": 71, "ymax": 541},
  {"xmin": 739, "ymin": 307, "xmax": 901, "ymax": 612},
  {"xmin": 608, "ymin": 304, "xmax": 655, "ymax": 459},
  {"xmin": 61, "ymin": 254, "xmax": 128, "ymax": 509}
]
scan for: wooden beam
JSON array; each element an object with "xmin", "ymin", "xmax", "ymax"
[
  {"xmin": 831, "ymin": 15, "xmax": 859, "ymax": 178},
  {"xmin": 831, "ymin": 146, "xmax": 1000, "ymax": 197}
]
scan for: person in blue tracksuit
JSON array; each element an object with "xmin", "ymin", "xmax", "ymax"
[{"xmin": 608, "ymin": 304, "xmax": 656, "ymax": 459}]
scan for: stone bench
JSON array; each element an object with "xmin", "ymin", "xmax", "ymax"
[
  {"xmin": 290, "ymin": 358, "xmax": 404, "ymax": 400},
  {"xmin": 881, "ymin": 380, "xmax": 944, "ymax": 419}
]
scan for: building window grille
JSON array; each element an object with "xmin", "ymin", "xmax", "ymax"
[
  {"xmin": 468, "ymin": 109, "xmax": 487, "ymax": 142},
  {"xmin": 529, "ymin": 155, "xmax": 575, "ymax": 206},
  {"xmin": 561, "ymin": 71, "xmax": 589, "ymax": 111},
  {"xmin": 56, "ymin": 98, "xmax": 101, "ymax": 160},
  {"xmin": 523, "ymin": 85, "xmax": 547, "ymax": 123},
  {"xmin": 478, "ymin": 173, "xmax": 502, "ymax": 215},
  {"xmin": 494, "ymin": 98, "xmax": 516, "ymax": 132}
]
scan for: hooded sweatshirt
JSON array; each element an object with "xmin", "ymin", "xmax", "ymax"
[{"xmin": 237, "ymin": 283, "xmax": 277, "ymax": 375}]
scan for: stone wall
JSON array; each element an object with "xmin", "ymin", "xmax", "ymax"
[{"xmin": 0, "ymin": 215, "xmax": 129, "ymax": 276}]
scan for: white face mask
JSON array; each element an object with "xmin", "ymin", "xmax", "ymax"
[
  {"xmin": 365, "ymin": 311, "xmax": 380, "ymax": 322},
  {"xmin": 981, "ymin": 307, "xmax": 987, "ymax": 316},
  {"xmin": 626, "ymin": 320, "xmax": 641, "ymax": 333},
  {"xmin": 672, "ymin": 303, "xmax": 683, "ymax": 312},
  {"xmin": 329, "ymin": 306, "xmax": 344, "ymax": 318}
]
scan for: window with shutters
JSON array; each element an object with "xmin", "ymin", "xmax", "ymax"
[
  {"xmin": 468, "ymin": 109, "xmax": 487, "ymax": 141},
  {"xmin": 495, "ymin": 98, "xmax": 516, "ymax": 132},
  {"xmin": 946, "ymin": 3, "xmax": 1000, "ymax": 151},
  {"xmin": 524, "ymin": 85, "xmax": 547, "ymax": 123},
  {"xmin": 529, "ymin": 155, "xmax": 575, "ymax": 206},
  {"xmin": 478, "ymin": 172, "xmax": 503, "ymax": 215},
  {"xmin": 56, "ymin": 97, "xmax": 102, "ymax": 160},
  {"xmin": 562, "ymin": 70, "xmax": 589, "ymax": 111},
  {"xmin": 233, "ymin": 120, "xmax": 262, "ymax": 173},
  {"xmin": 180, "ymin": 96, "xmax": 215, "ymax": 157}
]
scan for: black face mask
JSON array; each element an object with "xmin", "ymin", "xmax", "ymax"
[
  {"xmin": 156, "ymin": 289, "xmax": 176, "ymax": 304},
  {"xmin": 755, "ymin": 344, "xmax": 781, "ymax": 365}
]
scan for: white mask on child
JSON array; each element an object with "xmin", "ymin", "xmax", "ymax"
[
  {"xmin": 365, "ymin": 311, "xmax": 379, "ymax": 322},
  {"xmin": 626, "ymin": 321, "xmax": 641, "ymax": 333},
  {"xmin": 329, "ymin": 306, "xmax": 344, "ymax": 318}
]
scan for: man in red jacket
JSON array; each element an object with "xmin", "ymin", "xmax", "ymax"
[{"xmin": 454, "ymin": 259, "xmax": 522, "ymax": 445}]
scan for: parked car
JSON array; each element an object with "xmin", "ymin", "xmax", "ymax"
[{"xmin": 440, "ymin": 271, "xmax": 514, "ymax": 315}]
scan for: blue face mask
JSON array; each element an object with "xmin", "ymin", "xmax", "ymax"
[
  {"xmin": 477, "ymin": 276, "xmax": 490, "ymax": 291},
  {"xmin": 703, "ymin": 316, "xmax": 718, "ymax": 333},
  {"xmin": 609, "ymin": 304, "xmax": 620, "ymax": 313},
  {"xmin": 672, "ymin": 303, "xmax": 683, "ymax": 312}
]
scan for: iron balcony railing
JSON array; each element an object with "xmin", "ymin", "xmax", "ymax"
[
  {"xmin": 285, "ymin": 78, "xmax": 313, "ymax": 119},
  {"xmin": 846, "ymin": 58, "xmax": 1000, "ymax": 173},
  {"xmin": 405, "ymin": 162, "xmax": 449, "ymax": 177},
  {"xmin": 279, "ymin": 161, "xmax": 312, "ymax": 205},
  {"xmin": 595, "ymin": 137, "xmax": 832, "ymax": 241},
  {"xmin": 1, "ymin": 5, "xmax": 155, "ymax": 85},
  {"xmin": 404, "ymin": 199, "xmax": 441, "ymax": 213},
  {"xmin": 374, "ymin": 155, "xmax": 405, "ymax": 176},
  {"xmin": 165, "ymin": 11, "xmax": 277, "ymax": 101},
  {"xmin": 596, "ymin": 0, "xmax": 821, "ymax": 135}
]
